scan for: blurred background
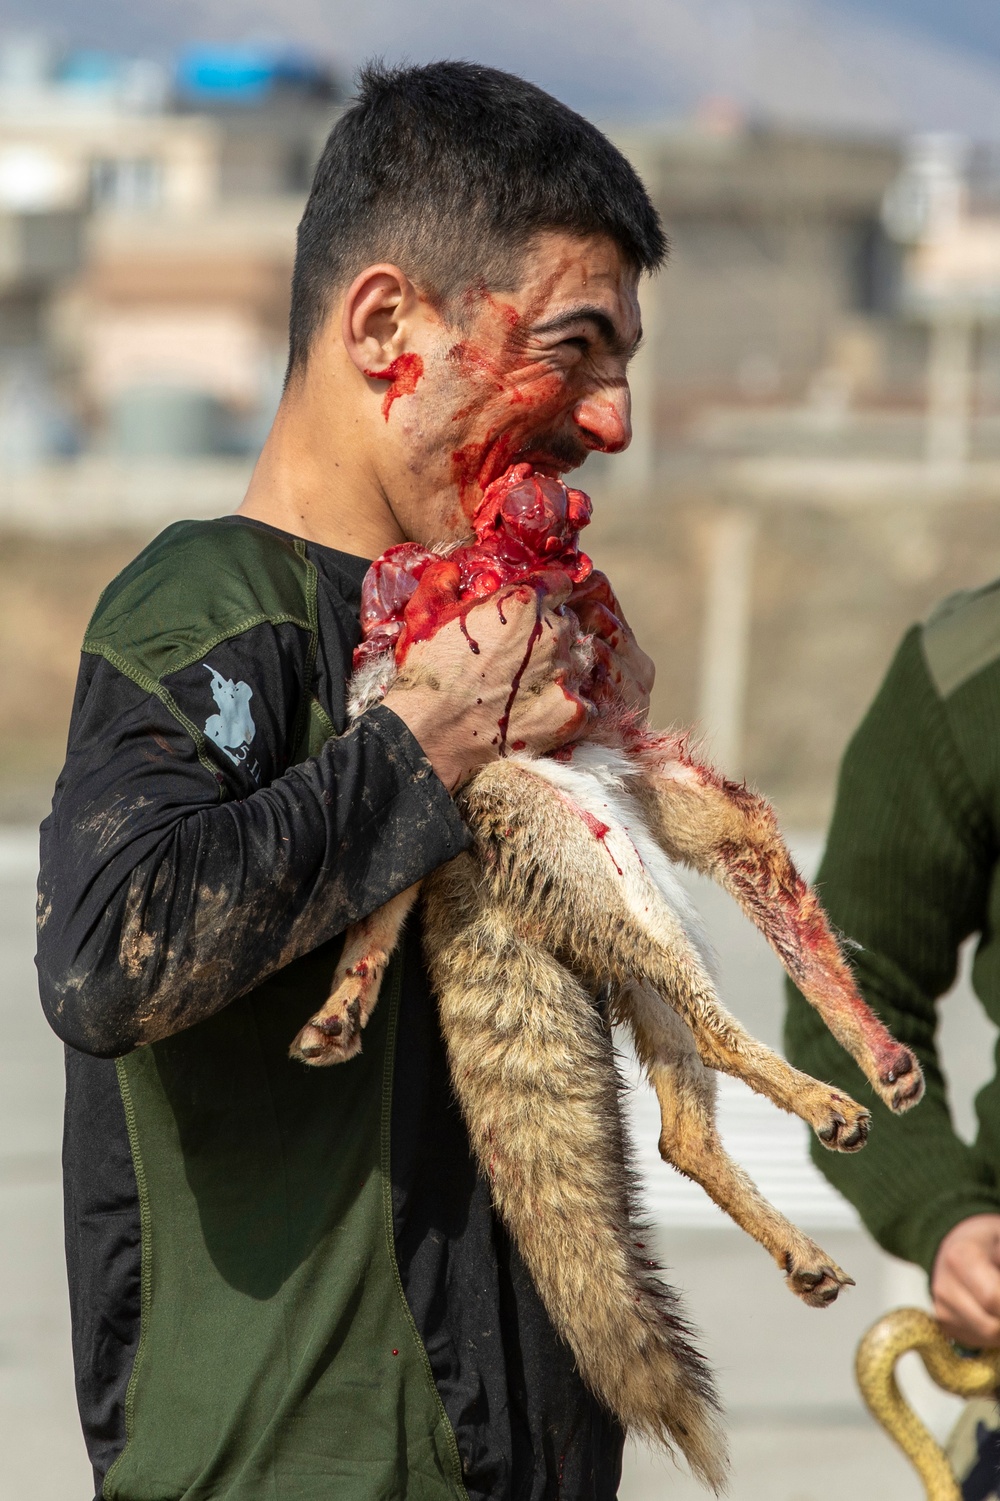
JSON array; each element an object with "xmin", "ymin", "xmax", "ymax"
[{"xmin": 2, "ymin": 2, "xmax": 1000, "ymax": 1497}]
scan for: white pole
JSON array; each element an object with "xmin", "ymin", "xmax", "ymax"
[
  {"xmin": 925, "ymin": 315, "xmax": 974, "ymax": 468},
  {"xmin": 697, "ymin": 509, "xmax": 758, "ymax": 773}
]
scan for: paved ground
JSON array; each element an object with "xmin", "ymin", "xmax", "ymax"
[
  {"xmin": 0, "ymin": 830, "xmax": 91, "ymax": 1497},
  {"xmin": 1, "ymin": 826, "xmax": 990, "ymax": 1499}
]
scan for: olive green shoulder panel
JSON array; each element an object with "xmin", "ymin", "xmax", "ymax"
[
  {"xmin": 302, "ymin": 696, "xmax": 336, "ymax": 760},
  {"xmin": 83, "ymin": 519, "xmax": 316, "ymax": 687},
  {"xmin": 922, "ymin": 578, "xmax": 1000, "ymax": 699}
]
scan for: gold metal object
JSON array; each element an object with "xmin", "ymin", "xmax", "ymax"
[{"xmin": 856, "ymin": 1307, "xmax": 1000, "ymax": 1499}]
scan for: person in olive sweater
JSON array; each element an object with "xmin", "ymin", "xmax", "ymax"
[{"xmin": 785, "ymin": 579, "xmax": 1000, "ymax": 1351}]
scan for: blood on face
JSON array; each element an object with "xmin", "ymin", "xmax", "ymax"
[
  {"xmin": 367, "ymin": 353, "xmax": 425, "ymax": 421},
  {"xmin": 356, "ymin": 464, "xmax": 592, "ymax": 665},
  {"xmin": 444, "ymin": 283, "xmax": 587, "ymax": 516},
  {"xmin": 354, "ymin": 464, "xmax": 597, "ymax": 751}
]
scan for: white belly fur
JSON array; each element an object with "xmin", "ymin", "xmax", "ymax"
[{"xmin": 510, "ymin": 744, "xmax": 716, "ymax": 980}]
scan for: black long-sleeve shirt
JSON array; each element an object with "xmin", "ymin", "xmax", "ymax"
[{"xmin": 38, "ymin": 515, "xmax": 622, "ymax": 1501}]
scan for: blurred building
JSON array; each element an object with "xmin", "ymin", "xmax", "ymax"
[
  {"xmin": 1, "ymin": 36, "xmax": 1000, "ymax": 834},
  {"xmin": 0, "ymin": 34, "xmax": 339, "ymax": 461},
  {"xmin": 615, "ymin": 121, "xmax": 1000, "ymax": 470},
  {"xmin": 0, "ymin": 37, "xmax": 994, "ymax": 465},
  {"xmin": 61, "ymin": 199, "xmax": 302, "ymax": 457},
  {"xmin": 626, "ymin": 122, "xmax": 905, "ymax": 412}
]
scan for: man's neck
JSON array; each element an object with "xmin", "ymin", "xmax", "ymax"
[{"xmin": 237, "ymin": 387, "xmax": 406, "ymax": 560}]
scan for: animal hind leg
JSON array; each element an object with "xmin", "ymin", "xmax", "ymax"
[
  {"xmin": 632, "ymin": 737, "xmax": 923, "ymax": 1115},
  {"xmin": 290, "ymin": 883, "xmax": 420, "ymax": 1065},
  {"xmin": 623, "ymin": 982, "xmax": 853, "ymax": 1307},
  {"xmin": 599, "ymin": 867, "xmax": 872, "ymax": 1153},
  {"xmin": 656, "ymin": 980, "xmax": 872, "ymax": 1154}
]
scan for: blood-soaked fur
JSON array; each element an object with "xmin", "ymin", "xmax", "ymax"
[
  {"xmin": 290, "ymin": 727, "xmax": 923, "ymax": 1490},
  {"xmin": 288, "ymin": 464, "xmax": 923, "ymax": 1483}
]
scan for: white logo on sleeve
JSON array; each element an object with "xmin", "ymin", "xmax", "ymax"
[{"xmin": 203, "ymin": 664, "xmax": 257, "ymax": 767}]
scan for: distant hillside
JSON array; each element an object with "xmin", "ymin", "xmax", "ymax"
[{"xmin": 1, "ymin": 0, "xmax": 998, "ymax": 136}]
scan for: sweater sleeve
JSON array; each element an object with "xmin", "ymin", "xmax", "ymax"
[
  {"xmin": 37, "ymin": 629, "xmax": 471, "ymax": 1059},
  {"xmin": 784, "ymin": 626, "xmax": 1000, "ymax": 1272}
]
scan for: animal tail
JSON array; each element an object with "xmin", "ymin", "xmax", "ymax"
[
  {"xmin": 423, "ymin": 853, "xmax": 728, "ymax": 1492},
  {"xmin": 631, "ymin": 732, "xmax": 923, "ymax": 1116}
]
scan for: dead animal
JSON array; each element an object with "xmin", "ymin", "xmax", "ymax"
[{"xmin": 289, "ymin": 466, "xmax": 923, "ymax": 1490}]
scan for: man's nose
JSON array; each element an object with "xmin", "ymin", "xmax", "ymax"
[{"xmin": 572, "ymin": 388, "xmax": 632, "ymax": 454}]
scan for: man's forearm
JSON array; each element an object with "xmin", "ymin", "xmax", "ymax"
[
  {"xmin": 38, "ymin": 706, "xmax": 469, "ymax": 1057},
  {"xmin": 783, "ymin": 625, "xmax": 1000, "ymax": 1270}
]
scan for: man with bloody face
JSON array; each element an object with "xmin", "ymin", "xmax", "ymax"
[{"xmin": 38, "ymin": 62, "xmax": 665, "ymax": 1501}]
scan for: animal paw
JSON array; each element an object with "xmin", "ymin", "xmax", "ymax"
[
  {"xmin": 876, "ymin": 1047, "xmax": 924, "ymax": 1113},
  {"xmin": 814, "ymin": 1093, "xmax": 871, "ymax": 1153},
  {"xmin": 783, "ymin": 1248, "xmax": 854, "ymax": 1307},
  {"xmin": 289, "ymin": 995, "xmax": 363, "ymax": 1066}
]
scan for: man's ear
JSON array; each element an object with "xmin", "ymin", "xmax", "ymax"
[{"xmin": 341, "ymin": 264, "xmax": 421, "ymax": 376}]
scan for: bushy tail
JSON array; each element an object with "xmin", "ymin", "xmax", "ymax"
[{"xmin": 423, "ymin": 855, "xmax": 728, "ymax": 1491}]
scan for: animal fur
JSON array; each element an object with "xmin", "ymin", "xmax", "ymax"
[{"xmin": 289, "ymin": 647, "xmax": 923, "ymax": 1492}]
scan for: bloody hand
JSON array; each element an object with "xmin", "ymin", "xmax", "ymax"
[
  {"xmin": 356, "ymin": 464, "xmax": 649, "ymax": 782},
  {"xmin": 570, "ymin": 569, "xmax": 655, "ymax": 714},
  {"xmin": 355, "ymin": 463, "xmax": 594, "ymax": 678},
  {"xmin": 384, "ymin": 583, "xmax": 591, "ymax": 791}
]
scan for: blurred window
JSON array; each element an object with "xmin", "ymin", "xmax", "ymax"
[
  {"xmin": 90, "ymin": 158, "xmax": 163, "ymax": 212},
  {"xmin": 0, "ymin": 146, "xmax": 72, "ymax": 212},
  {"xmin": 850, "ymin": 218, "xmax": 902, "ymax": 316}
]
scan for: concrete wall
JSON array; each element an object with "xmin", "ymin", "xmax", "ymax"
[{"xmin": 621, "ymin": 127, "xmax": 905, "ymax": 403}]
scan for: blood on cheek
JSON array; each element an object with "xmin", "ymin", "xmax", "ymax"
[
  {"xmin": 367, "ymin": 353, "xmax": 424, "ymax": 420},
  {"xmin": 449, "ymin": 371, "xmax": 565, "ymax": 515},
  {"xmin": 446, "ymin": 313, "xmax": 568, "ymax": 514}
]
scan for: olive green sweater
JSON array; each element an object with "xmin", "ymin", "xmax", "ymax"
[{"xmin": 785, "ymin": 580, "xmax": 1000, "ymax": 1274}]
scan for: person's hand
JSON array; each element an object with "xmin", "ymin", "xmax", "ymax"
[
  {"xmin": 931, "ymin": 1214, "xmax": 1000, "ymax": 1347},
  {"xmin": 383, "ymin": 578, "xmax": 590, "ymax": 791},
  {"xmin": 570, "ymin": 569, "xmax": 654, "ymax": 715}
]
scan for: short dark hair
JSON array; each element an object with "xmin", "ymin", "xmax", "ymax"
[{"xmin": 287, "ymin": 60, "xmax": 666, "ymax": 375}]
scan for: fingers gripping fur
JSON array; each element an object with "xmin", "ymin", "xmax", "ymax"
[
  {"xmin": 290, "ymin": 885, "xmax": 421, "ymax": 1065},
  {"xmin": 621, "ymin": 983, "xmax": 854, "ymax": 1309},
  {"xmin": 632, "ymin": 736, "xmax": 923, "ymax": 1116},
  {"xmin": 423, "ymin": 858, "xmax": 727, "ymax": 1491}
]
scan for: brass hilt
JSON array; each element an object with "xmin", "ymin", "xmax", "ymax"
[{"xmin": 856, "ymin": 1307, "xmax": 1000, "ymax": 1500}]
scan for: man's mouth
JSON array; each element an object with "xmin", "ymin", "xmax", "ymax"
[
  {"xmin": 521, "ymin": 455, "xmax": 566, "ymax": 479},
  {"xmin": 451, "ymin": 431, "xmax": 591, "ymax": 515},
  {"xmin": 515, "ymin": 438, "xmax": 590, "ymax": 477}
]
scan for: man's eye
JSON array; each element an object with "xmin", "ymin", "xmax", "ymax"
[{"xmin": 561, "ymin": 337, "xmax": 590, "ymax": 354}]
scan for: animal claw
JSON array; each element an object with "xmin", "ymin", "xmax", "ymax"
[
  {"xmin": 815, "ymin": 1100, "xmax": 871, "ymax": 1153},
  {"xmin": 878, "ymin": 1048, "xmax": 925, "ymax": 1113},
  {"xmin": 784, "ymin": 1252, "xmax": 854, "ymax": 1307},
  {"xmin": 288, "ymin": 1007, "xmax": 363, "ymax": 1066}
]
